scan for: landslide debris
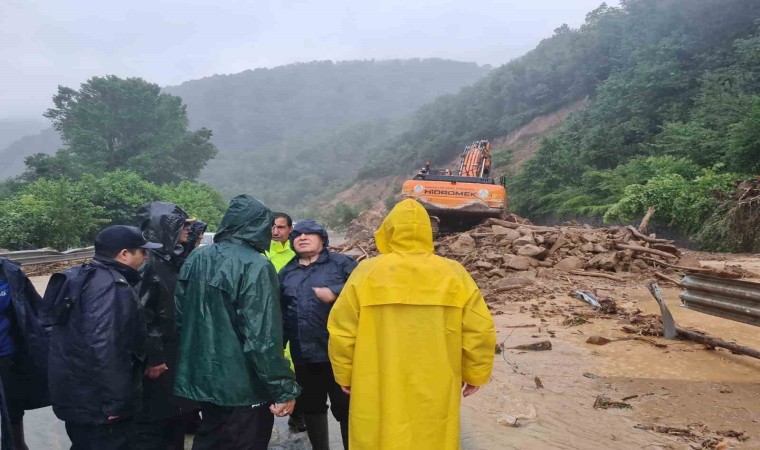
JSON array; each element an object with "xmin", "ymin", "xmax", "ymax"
[
  {"xmin": 338, "ymin": 214, "xmax": 695, "ymax": 294},
  {"xmin": 336, "ymin": 214, "xmax": 751, "ymax": 320}
]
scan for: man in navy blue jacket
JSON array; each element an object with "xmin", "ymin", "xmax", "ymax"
[
  {"xmin": 47, "ymin": 225, "xmax": 161, "ymax": 450},
  {"xmin": 279, "ymin": 220, "xmax": 357, "ymax": 450}
]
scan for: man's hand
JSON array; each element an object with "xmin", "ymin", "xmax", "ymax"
[
  {"xmin": 270, "ymin": 399, "xmax": 296, "ymax": 417},
  {"xmin": 313, "ymin": 287, "xmax": 337, "ymax": 304},
  {"xmin": 145, "ymin": 364, "xmax": 169, "ymax": 379},
  {"xmin": 462, "ymin": 383, "xmax": 480, "ymax": 397},
  {"xmin": 340, "ymin": 386, "xmax": 351, "ymax": 395}
]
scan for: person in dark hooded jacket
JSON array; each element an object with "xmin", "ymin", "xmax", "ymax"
[
  {"xmin": 279, "ymin": 220, "xmax": 357, "ymax": 450},
  {"xmin": 135, "ymin": 202, "xmax": 198, "ymax": 450},
  {"xmin": 47, "ymin": 225, "xmax": 161, "ymax": 450},
  {"xmin": 181, "ymin": 220, "xmax": 207, "ymax": 258},
  {"xmin": 0, "ymin": 257, "xmax": 49, "ymax": 450},
  {"xmin": 174, "ymin": 195, "xmax": 300, "ymax": 450}
]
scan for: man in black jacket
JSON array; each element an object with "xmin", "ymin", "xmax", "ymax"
[
  {"xmin": 279, "ymin": 220, "xmax": 357, "ymax": 450},
  {"xmin": 136, "ymin": 202, "xmax": 197, "ymax": 449},
  {"xmin": 47, "ymin": 225, "xmax": 160, "ymax": 450},
  {"xmin": 0, "ymin": 257, "xmax": 50, "ymax": 450}
]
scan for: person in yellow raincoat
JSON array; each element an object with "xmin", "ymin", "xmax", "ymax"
[{"xmin": 327, "ymin": 199, "xmax": 496, "ymax": 450}]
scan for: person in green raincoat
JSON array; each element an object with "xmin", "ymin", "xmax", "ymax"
[{"xmin": 173, "ymin": 195, "xmax": 300, "ymax": 450}]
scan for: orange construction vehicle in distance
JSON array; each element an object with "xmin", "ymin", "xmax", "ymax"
[{"xmin": 401, "ymin": 140, "xmax": 507, "ymax": 232}]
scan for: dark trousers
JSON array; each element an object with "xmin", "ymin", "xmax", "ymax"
[
  {"xmin": 134, "ymin": 415, "xmax": 188, "ymax": 450},
  {"xmin": 0, "ymin": 356, "xmax": 24, "ymax": 424},
  {"xmin": 65, "ymin": 420, "xmax": 134, "ymax": 450},
  {"xmin": 192, "ymin": 402, "xmax": 274, "ymax": 450},
  {"xmin": 294, "ymin": 362, "xmax": 349, "ymax": 422}
]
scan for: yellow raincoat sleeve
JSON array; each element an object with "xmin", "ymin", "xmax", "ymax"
[
  {"xmin": 461, "ymin": 278, "xmax": 496, "ymax": 386},
  {"xmin": 328, "ymin": 281, "xmax": 361, "ymax": 387}
]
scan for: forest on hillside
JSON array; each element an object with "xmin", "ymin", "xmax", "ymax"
[
  {"xmin": 163, "ymin": 59, "xmax": 490, "ymax": 208},
  {"xmin": 360, "ymin": 0, "xmax": 760, "ymax": 250},
  {"xmin": 0, "ymin": 59, "xmax": 488, "ymax": 208}
]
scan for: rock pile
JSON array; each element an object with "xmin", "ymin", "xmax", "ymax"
[
  {"xmin": 344, "ymin": 210, "xmax": 384, "ymax": 241},
  {"xmin": 436, "ymin": 217, "xmax": 682, "ymax": 281},
  {"xmin": 339, "ymin": 215, "xmax": 684, "ymax": 273}
]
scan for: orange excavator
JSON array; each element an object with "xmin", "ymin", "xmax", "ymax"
[{"xmin": 401, "ymin": 140, "xmax": 507, "ymax": 233}]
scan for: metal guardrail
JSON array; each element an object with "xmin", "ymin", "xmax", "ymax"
[
  {"xmin": 0, "ymin": 247, "xmax": 95, "ymax": 266},
  {"xmin": 679, "ymin": 274, "xmax": 760, "ymax": 327}
]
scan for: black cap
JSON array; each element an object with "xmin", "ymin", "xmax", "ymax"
[{"xmin": 95, "ymin": 225, "xmax": 163, "ymax": 252}]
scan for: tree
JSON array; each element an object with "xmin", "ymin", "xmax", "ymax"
[
  {"xmin": 0, "ymin": 178, "xmax": 107, "ymax": 250},
  {"xmin": 727, "ymin": 95, "xmax": 760, "ymax": 174},
  {"xmin": 0, "ymin": 171, "xmax": 228, "ymax": 250},
  {"xmin": 40, "ymin": 75, "xmax": 217, "ymax": 184},
  {"xmin": 82, "ymin": 171, "xmax": 161, "ymax": 226},
  {"xmin": 158, "ymin": 181, "xmax": 227, "ymax": 231}
]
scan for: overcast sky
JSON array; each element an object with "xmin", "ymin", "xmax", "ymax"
[{"xmin": 1, "ymin": 0, "xmax": 616, "ymax": 120}]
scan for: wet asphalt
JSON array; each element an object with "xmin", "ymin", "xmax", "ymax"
[{"xmin": 24, "ymin": 407, "xmax": 344, "ymax": 449}]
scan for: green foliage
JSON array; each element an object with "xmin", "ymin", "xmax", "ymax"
[
  {"xmin": 0, "ymin": 178, "xmax": 107, "ymax": 250},
  {"xmin": 499, "ymin": 1, "xmax": 760, "ymax": 250},
  {"xmin": 0, "ymin": 171, "xmax": 227, "ymax": 250},
  {"xmin": 726, "ymin": 95, "xmax": 760, "ymax": 174},
  {"xmin": 604, "ymin": 170, "xmax": 740, "ymax": 235},
  {"xmin": 36, "ymin": 75, "xmax": 217, "ymax": 184},
  {"xmin": 359, "ymin": 2, "xmax": 631, "ymax": 176},
  {"xmin": 491, "ymin": 147, "xmax": 514, "ymax": 170},
  {"xmin": 81, "ymin": 171, "xmax": 161, "ymax": 226},
  {"xmin": 334, "ymin": 0, "xmax": 760, "ymax": 252},
  {"xmin": 157, "ymin": 181, "xmax": 227, "ymax": 231}
]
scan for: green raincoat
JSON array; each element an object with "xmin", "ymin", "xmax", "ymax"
[{"xmin": 173, "ymin": 195, "xmax": 300, "ymax": 406}]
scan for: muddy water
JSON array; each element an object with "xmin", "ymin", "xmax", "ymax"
[
  {"xmin": 456, "ymin": 254, "xmax": 760, "ymax": 449},
  {"xmin": 574, "ymin": 285, "xmax": 760, "ymax": 383},
  {"xmin": 459, "ymin": 313, "xmax": 675, "ymax": 449}
]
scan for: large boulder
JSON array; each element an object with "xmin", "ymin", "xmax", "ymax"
[
  {"xmin": 586, "ymin": 252, "xmax": 620, "ymax": 271},
  {"xmin": 512, "ymin": 235, "xmax": 536, "ymax": 248},
  {"xmin": 449, "ymin": 233, "xmax": 476, "ymax": 254},
  {"xmin": 491, "ymin": 225, "xmax": 510, "ymax": 235},
  {"xmin": 484, "ymin": 252, "xmax": 503, "ymax": 261},
  {"xmin": 517, "ymin": 244, "xmax": 543, "ymax": 257},
  {"xmin": 497, "ymin": 228, "xmax": 522, "ymax": 243},
  {"xmin": 516, "ymin": 226, "xmax": 534, "ymax": 236},
  {"xmin": 555, "ymin": 256, "xmax": 584, "ymax": 272},
  {"xmin": 581, "ymin": 233, "xmax": 599, "ymax": 243},
  {"xmin": 504, "ymin": 255, "xmax": 534, "ymax": 271}
]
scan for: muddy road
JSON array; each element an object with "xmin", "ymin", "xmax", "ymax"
[
  {"xmin": 460, "ymin": 254, "xmax": 760, "ymax": 450},
  {"xmin": 22, "ymin": 254, "xmax": 760, "ymax": 449}
]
